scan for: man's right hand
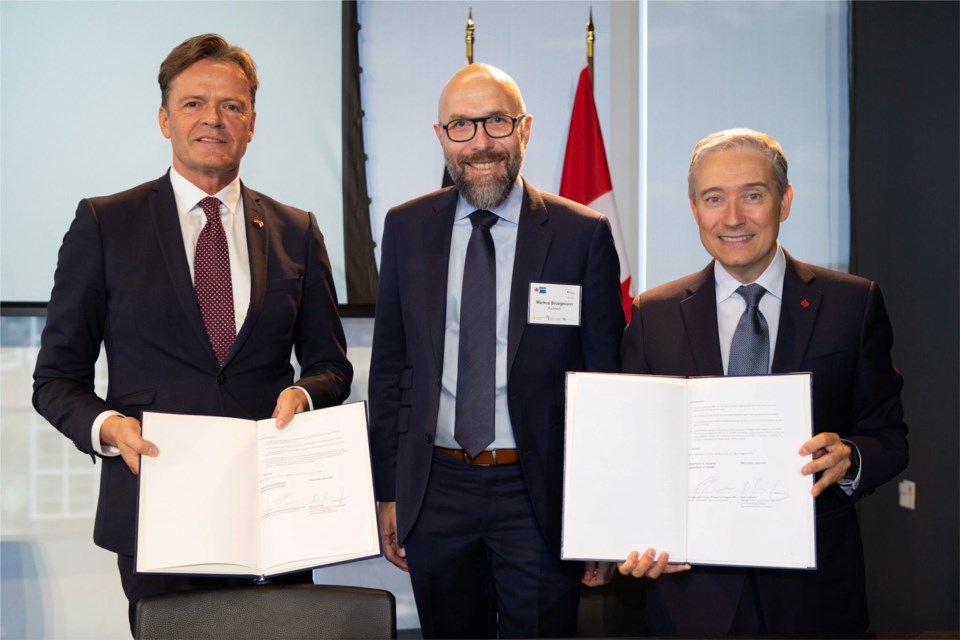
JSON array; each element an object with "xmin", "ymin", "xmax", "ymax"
[
  {"xmin": 99, "ymin": 415, "xmax": 158, "ymax": 475},
  {"xmin": 378, "ymin": 501, "xmax": 408, "ymax": 572}
]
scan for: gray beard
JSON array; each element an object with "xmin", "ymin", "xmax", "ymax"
[{"xmin": 446, "ymin": 151, "xmax": 522, "ymax": 210}]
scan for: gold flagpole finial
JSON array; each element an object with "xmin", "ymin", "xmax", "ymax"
[
  {"xmin": 466, "ymin": 8, "xmax": 475, "ymax": 64},
  {"xmin": 587, "ymin": 6, "xmax": 595, "ymax": 84}
]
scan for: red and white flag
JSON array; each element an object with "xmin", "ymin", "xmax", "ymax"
[{"xmin": 559, "ymin": 66, "xmax": 633, "ymax": 321}]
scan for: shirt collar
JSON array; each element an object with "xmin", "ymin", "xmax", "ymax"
[
  {"xmin": 454, "ymin": 175, "xmax": 523, "ymax": 225},
  {"xmin": 714, "ymin": 243, "xmax": 787, "ymax": 302},
  {"xmin": 169, "ymin": 166, "xmax": 242, "ymax": 217}
]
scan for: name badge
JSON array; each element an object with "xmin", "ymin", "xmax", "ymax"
[{"xmin": 528, "ymin": 282, "xmax": 581, "ymax": 326}]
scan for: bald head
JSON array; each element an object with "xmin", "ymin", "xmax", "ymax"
[
  {"xmin": 434, "ymin": 63, "xmax": 531, "ymax": 210},
  {"xmin": 438, "ymin": 63, "xmax": 526, "ymax": 123}
]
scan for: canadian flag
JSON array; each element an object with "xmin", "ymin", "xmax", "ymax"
[{"xmin": 559, "ymin": 66, "xmax": 633, "ymax": 321}]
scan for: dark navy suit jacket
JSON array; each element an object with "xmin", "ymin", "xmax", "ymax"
[
  {"xmin": 368, "ymin": 181, "xmax": 625, "ymax": 556},
  {"xmin": 33, "ymin": 172, "xmax": 353, "ymax": 556},
  {"xmin": 621, "ymin": 251, "xmax": 908, "ymax": 635}
]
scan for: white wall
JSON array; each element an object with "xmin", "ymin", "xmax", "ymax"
[{"xmin": 0, "ymin": 1, "xmax": 344, "ymax": 302}]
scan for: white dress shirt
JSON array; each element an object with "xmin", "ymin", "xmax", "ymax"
[{"xmin": 169, "ymin": 167, "xmax": 249, "ymax": 333}]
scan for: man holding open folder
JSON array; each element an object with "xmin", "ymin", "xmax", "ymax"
[
  {"xmin": 368, "ymin": 64, "xmax": 625, "ymax": 638},
  {"xmin": 33, "ymin": 34, "xmax": 352, "ymax": 632},
  {"xmin": 618, "ymin": 128, "xmax": 907, "ymax": 635}
]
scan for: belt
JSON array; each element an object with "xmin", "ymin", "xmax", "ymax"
[{"xmin": 435, "ymin": 446, "xmax": 520, "ymax": 466}]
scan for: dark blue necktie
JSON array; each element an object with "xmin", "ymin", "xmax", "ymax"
[
  {"xmin": 455, "ymin": 210, "xmax": 499, "ymax": 457},
  {"xmin": 727, "ymin": 284, "xmax": 769, "ymax": 376}
]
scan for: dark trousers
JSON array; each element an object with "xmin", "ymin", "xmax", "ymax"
[
  {"xmin": 404, "ymin": 450, "xmax": 583, "ymax": 639},
  {"xmin": 729, "ymin": 570, "xmax": 767, "ymax": 635},
  {"xmin": 117, "ymin": 554, "xmax": 313, "ymax": 637}
]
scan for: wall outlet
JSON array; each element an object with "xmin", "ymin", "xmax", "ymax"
[{"xmin": 898, "ymin": 479, "xmax": 916, "ymax": 510}]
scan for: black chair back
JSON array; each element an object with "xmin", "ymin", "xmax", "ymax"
[{"xmin": 135, "ymin": 584, "xmax": 397, "ymax": 639}]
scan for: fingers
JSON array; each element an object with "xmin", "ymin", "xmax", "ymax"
[
  {"xmin": 581, "ymin": 561, "xmax": 617, "ymax": 587},
  {"xmin": 645, "ymin": 550, "xmax": 672, "ymax": 579},
  {"xmin": 618, "ymin": 549, "xmax": 656, "ymax": 578},
  {"xmin": 119, "ymin": 433, "xmax": 158, "ymax": 475},
  {"xmin": 382, "ymin": 537, "xmax": 409, "ymax": 572},
  {"xmin": 582, "ymin": 561, "xmax": 598, "ymax": 584},
  {"xmin": 810, "ymin": 456, "xmax": 851, "ymax": 496},
  {"xmin": 619, "ymin": 550, "xmax": 640, "ymax": 576},
  {"xmin": 378, "ymin": 502, "xmax": 409, "ymax": 572},
  {"xmin": 663, "ymin": 562, "xmax": 693, "ymax": 575},
  {"xmin": 102, "ymin": 416, "xmax": 157, "ymax": 475},
  {"xmin": 273, "ymin": 388, "xmax": 309, "ymax": 429},
  {"xmin": 800, "ymin": 432, "xmax": 851, "ymax": 496},
  {"xmin": 618, "ymin": 549, "xmax": 691, "ymax": 580},
  {"xmin": 799, "ymin": 431, "xmax": 839, "ymax": 457}
]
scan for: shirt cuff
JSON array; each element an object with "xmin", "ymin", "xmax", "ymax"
[
  {"xmin": 836, "ymin": 439, "xmax": 862, "ymax": 496},
  {"xmin": 288, "ymin": 386, "xmax": 314, "ymax": 411},
  {"xmin": 92, "ymin": 411, "xmax": 124, "ymax": 457}
]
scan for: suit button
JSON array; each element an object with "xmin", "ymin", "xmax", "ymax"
[
  {"xmin": 424, "ymin": 433, "xmax": 433, "ymax": 443},
  {"xmin": 216, "ymin": 372, "xmax": 225, "ymax": 384}
]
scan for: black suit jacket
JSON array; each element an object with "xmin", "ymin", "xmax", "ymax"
[
  {"xmin": 621, "ymin": 251, "xmax": 908, "ymax": 635},
  {"xmin": 33, "ymin": 172, "xmax": 353, "ymax": 556},
  {"xmin": 368, "ymin": 181, "xmax": 625, "ymax": 555}
]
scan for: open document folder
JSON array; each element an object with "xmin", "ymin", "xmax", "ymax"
[
  {"xmin": 562, "ymin": 372, "xmax": 816, "ymax": 569},
  {"xmin": 136, "ymin": 402, "xmax": 380, "ymax": 579}
]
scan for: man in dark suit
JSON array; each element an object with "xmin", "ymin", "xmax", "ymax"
[
  {"xmin": 368, "ymin": 63, "xmax": 625, "ymax": 638},
  {"xmin": 32, "ymin": 34, "xmax": 352, "ymax": 632},
  {"xmin": 617, "ymin": 128, "xmax": 908, "ymax": 635}
]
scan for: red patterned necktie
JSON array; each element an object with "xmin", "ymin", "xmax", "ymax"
[{"xmin": 194, "ymin": 196, "xmax": 236, "ymax": 366}]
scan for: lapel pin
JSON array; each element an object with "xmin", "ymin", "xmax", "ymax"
[
  {"xmin": 800, "ymin": 299, "xmax": 810, "ymax": 308},
  {"xmin": 252, "ymin": 218, "xmax": 264, "ymax": 229}
]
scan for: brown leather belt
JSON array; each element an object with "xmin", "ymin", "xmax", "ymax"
[{"xmin": 435, "ymin": 446, "xmax": 520, "ymax": 466}]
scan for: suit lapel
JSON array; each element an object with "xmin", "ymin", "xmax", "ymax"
[
  {"xmin": 507, "ymin": 182, "xmax": 553, "ymax": 374},
  {"xmin": 680, "ymin": 263, "xmax": 725, "ymax": 376},
  {"xmin": 423, "ymin": 189, "xmax": 457, "ymax": 369},
  {"xmin": 227, "ymin": 184, "xmax": 268, "ymax": 365},
  {"xmin": 148, "ymin": 172, "xmax": 212, "ymax": 360},
  {"xmin": 772, "ymin": 252, "xmax": 821, "ymax": 373}
]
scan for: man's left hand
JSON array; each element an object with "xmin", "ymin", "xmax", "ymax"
[
  {"xmin": 273, "ymin": 388, "xmax": 310, "ymax": 429},
  {"xmin": 800, "ymin": 432, "xmax": 851, "ymax": 496},
  {"xmin": 582, "ymin": 561, "xmax": 617, "ymax": 587}
]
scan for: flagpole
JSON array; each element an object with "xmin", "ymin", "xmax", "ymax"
[
  {"xmin": 586, "ymin": 7, "xmax": 595, "ymax": 85},
  {"xmin": 562, "ymin": 13, "xmax": 635, "ymax": 320},
  {"xmin": 466, "ymin": 8, "xmax": 475, "ymax": 64}
]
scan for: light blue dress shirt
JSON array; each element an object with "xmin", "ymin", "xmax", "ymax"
[
  {"xmin": 434, "ymin": 178, "xmax": 523, "ymax": 450},
  {"xmin": 714, "ymin": 245, "xmax": 786, "ymax": 375},
  {"xmin": 713, "ymin": 244, "xmax": 860, "ymax": 493}
]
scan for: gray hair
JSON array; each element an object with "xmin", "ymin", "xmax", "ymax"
[{"xmin": 688, "ymin": 128, "xmax": 788, "ymax": 200}]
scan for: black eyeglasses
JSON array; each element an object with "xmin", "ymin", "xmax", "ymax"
[{"xmin": 438, "ymin": 113, "xmax": 527, "ymax": 142}]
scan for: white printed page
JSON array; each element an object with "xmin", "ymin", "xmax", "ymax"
[
  {"xmin": 562, "ymin": 373, "xmax": 689, "ymax": 561},
  {"xmin": 685, "ymin": 374, "xmax": 816, "ymax": 568},
  {"xmin": 256, "ymin": 403, "xmax": 380, "ymax": 574},
  {"xmin": 137, "ymin": 412, "xmax": 259, "ymax": 574}
]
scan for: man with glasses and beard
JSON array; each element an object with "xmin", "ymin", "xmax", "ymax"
[{"xmin": 368, "ymin": 64, "xmax": 625, "ymax": 638}]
